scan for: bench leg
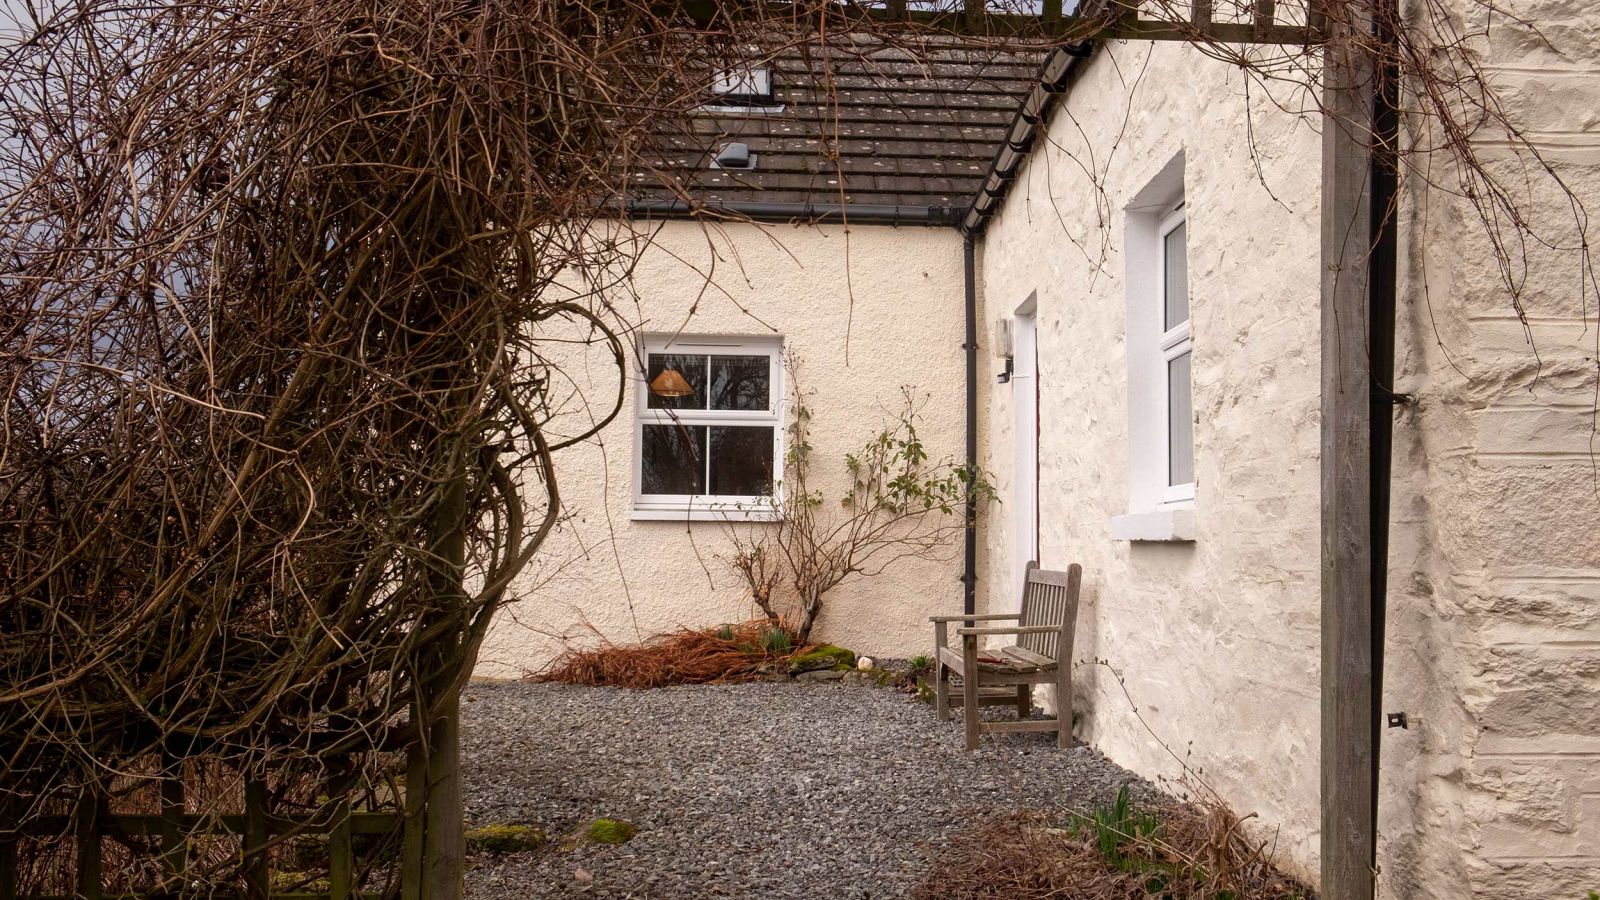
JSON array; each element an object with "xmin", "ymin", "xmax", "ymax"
[
  {"xmin": 1016, "ymin": 685, "xmax": 1031, "ymax": 718},
  {"xmin": 961, "ymin": 635, "xmax": 980, "ymax": 751},
  {"xmin": 1055, "ymin": 663, "xmax": 1073, "ymax": 750},
  {"xmin": 933, "ymin": 623, "xmax": 950, "ymax": 720}
]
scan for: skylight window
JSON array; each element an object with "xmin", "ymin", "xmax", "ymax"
[{"xmin": 711, "ymin": 66, "xmax": 774, "ymax": 107}]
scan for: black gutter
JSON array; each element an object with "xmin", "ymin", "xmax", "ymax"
[
  {"xmin": 961, "ymin": 42, "xmax": 1095, "ymax": 238},
  {"xmin": 625, "ymin": 198, "xmax": 963, "ymax": 227}
]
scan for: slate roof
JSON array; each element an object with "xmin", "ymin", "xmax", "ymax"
[{"xmin": 630, "ymin": 35, "xmax": 1050, "ymax": 211}]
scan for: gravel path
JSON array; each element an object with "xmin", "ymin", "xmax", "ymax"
[{"xmin": 460, "ymin": 680, "xmax": 1150, "ymax": 899}]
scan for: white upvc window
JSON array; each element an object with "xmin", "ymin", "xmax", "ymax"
[
  {"xmin": 632, "ymin": 334, "xmax": 782, "ymax": 521},
  {"xmin": 1158, "ymin": 206, "xmax": 1195, "ymax": 503},
  {"xmin": 1111, "ymin": 154, "xmax": 1197, "ymax": 542}
]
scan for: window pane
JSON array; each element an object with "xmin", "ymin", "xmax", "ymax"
[
  {"xmin": 641, "ymin": 424, "xmax": 706, "ymax": 495},
  {"xmin": 1163, "ymin": 220, "xmax": 1189, "ymax": 330},
  {"xmin": 709, "ymin": 426, "xmax": 774, "ymax": 496},
  {"xmin": 709, "ymin": 354, "xmax": 770, "ymax": 411},
  {"xmin": 1167, "ymin": 351, "xmax": 1194, "ymax": 487},
  {"xmin": 646, "ymin": 353, "xmax": 707, "ymax": 410}
]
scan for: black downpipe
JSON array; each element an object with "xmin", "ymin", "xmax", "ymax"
[
  {"xmin": 962, "ymin": 234, "xmax": 979, "ymax": 616},
  {"xmin": 1368, "ymin": 0, "xmax": 1401, "ymax": 864}
]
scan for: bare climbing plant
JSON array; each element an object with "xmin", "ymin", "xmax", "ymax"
[{"xmin": 725, "ymin": 362, "xmax": 997, "ymax": 645}]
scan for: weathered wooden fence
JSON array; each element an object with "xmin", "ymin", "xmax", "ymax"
[{"xmin": 0, "ymin": 760, "xmax": 414, "ymax": 900}]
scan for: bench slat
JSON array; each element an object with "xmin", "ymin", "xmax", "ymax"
[{"xmin": 1000, "ymin": 646, "xmax": 1056, "ymax": 669}]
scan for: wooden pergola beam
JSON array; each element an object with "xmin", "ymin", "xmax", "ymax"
[{"xmin": 670, "ymin": 0, "xmax": 1322, "ymax": 44}]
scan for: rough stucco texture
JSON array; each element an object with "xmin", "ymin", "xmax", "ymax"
[
  {"xmin": 976, "ymin": 9, "xmax": 1600, "ymax": 895},
  {"xmin": 479, "ymin": 222, "xmax": 970, "ymax": 678}
]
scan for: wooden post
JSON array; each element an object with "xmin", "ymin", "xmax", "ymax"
[
  {"xmin": 159, "ymin": 763, "xmax": 186, "ymax": 887},
  {"xmin": 329, "ymin": 799, "xmax": 353, "ymax": 900},
  {"xmin": 75, "ymin": 788, "xmax": 103, "ymax": 900},
  {"xmin": 243, "ymin": 778, "xmax": 270, "ymax": 900},
  {"xmin": 422, "ymin": 700, "xmax": 466, "ymax": 900},
  {"xmin": 1320, "ymin": 1, "xmax": 1378, "ymax": 897},
  {"xmin": 0, "ymin": 830, "xmax": 15, "ymax": 900},
  {"xmin": 401, "ymin": 747, "xmax": 426, "ymax": 900}
]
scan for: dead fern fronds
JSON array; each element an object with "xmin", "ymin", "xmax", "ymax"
[{"xmin": 531, "ymin": 620, "xmax": 800, "ymax": 689}]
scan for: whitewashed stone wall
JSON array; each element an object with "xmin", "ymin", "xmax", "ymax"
[
  {"xmin": 976, "ymin": 5, "xmax": 1600, "ymax": 893},
  {"xmin": 479, "ymin": 221, "xmax": 971, "ymax": 677},
  {"xmin": 1383, "ymin": 1, "xmax": 1600, "ymax": 895},
  {"xmin": 976, "ymin": 38, "xmax": 1327, "ymax": 883}
]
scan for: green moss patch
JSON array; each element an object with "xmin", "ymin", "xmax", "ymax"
[
  {"xmin": 787, "ymin": 644, "xmax": 856, "ymax": 674},
  {"xmin": 585, "ymin": 818, "xmax": 638, "ymax": 845},
  {"xmin": 466, "ymin": 823, "xmax": 548, "ymax": 854},
  {"xmin": 269, "ymin": 871, "xmax": 330, "ymax": 892}
]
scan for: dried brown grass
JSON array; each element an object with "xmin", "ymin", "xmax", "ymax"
[
  {"xmin": 531, "ymin": 620, "xmax": 797, "ymax": 689},
  {"xmin": 914, "ymin": 800, "xmax": 1312, "ymax": 900}
]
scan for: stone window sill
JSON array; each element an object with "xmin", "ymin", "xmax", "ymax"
[
  {"xmin": 1110, "ymin": 508, "xmax": 1197, "ymax": 542},
  {"xmin": 631, "ymin": 505, "xmax": 779, "ymax": 523}
]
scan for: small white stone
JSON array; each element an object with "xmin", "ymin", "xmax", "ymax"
[{"xmin": 857, "ymin": 657, "xmax": 875, "ymax": 671}]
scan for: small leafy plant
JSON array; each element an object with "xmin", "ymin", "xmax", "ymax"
[
  {"xmin": 758, "ymin": 622, "xmax": 793, "ymax": 653},
  {"xmin": 1074, "ymin": 784, "xmax": 1163, "ymax": 872}
]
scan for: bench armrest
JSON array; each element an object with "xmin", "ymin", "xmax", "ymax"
[
  {"xmin": 956, "ymin": 625, "xmax": 1062, "ymax": 637},
  {"xmin": 929, "ymin": 613, "xmax": 1020, "ymax": 623}
]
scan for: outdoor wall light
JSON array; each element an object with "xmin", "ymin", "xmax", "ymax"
[
  {"xmin": 649, "ymin": 369, "xmax": 694, "ymax": 398},
  {"xmin": 992, "ymin": 316, "xmax": 1014, "ymax": 383}
]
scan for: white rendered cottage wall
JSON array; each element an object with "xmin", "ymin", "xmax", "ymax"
[
  {"xmin": 975, "ymin": 40, "xmax": 1326, "ymax": 882},
  {"xmin": 477, "ymin": 220, "xmax": 970, "ymax": 678},
  {"xmin": 976, "ymin": 11, "xmax": 1600, "ymax": 896}
]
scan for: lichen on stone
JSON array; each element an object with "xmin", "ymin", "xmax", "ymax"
[{"xmin": 466, "ymin": 823, "xmax": 548, "ymax": 854}]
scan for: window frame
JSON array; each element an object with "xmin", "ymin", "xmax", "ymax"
[
  {"xmin": 1111, "ymin": 154, "xmax": 1197, "ymax": 542},
  {"xmin": 698, "ymin": 65, "xmax": 785, "ymax": 115},
  {"xmin": 1157, "ymin": 205, "xmax": 1195, "ymax": 504},
  {"xmin": 631, "ymin": 334, "xmax": 783, "ymax": 521}
]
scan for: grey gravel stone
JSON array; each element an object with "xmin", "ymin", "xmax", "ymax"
[{"xmin": 460, "ymin": 680, "xmax": 1151, "ymax": 899}]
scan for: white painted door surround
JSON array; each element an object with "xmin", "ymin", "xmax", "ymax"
[{"xmin": 1010, "ymin": 295, "xmax": 1039, "ymax": 612}]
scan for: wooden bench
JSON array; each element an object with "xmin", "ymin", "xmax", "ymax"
[{"xmin": 931, "ymin": 561, "xmax": 1082, "ymax": 750}]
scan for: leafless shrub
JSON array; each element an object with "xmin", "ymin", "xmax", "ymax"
[
  {"xmin": 723, "ymin": 362, "xmax": 997, "ymax": 645},
  {"xmin": 0, "ymin": 0, "xmax": 771, "ymax": 890}
]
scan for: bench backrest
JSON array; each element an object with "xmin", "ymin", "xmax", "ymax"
[{"xmin": 1017, "ymin": 561, "xmax": 1083, "ymax": 661}]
